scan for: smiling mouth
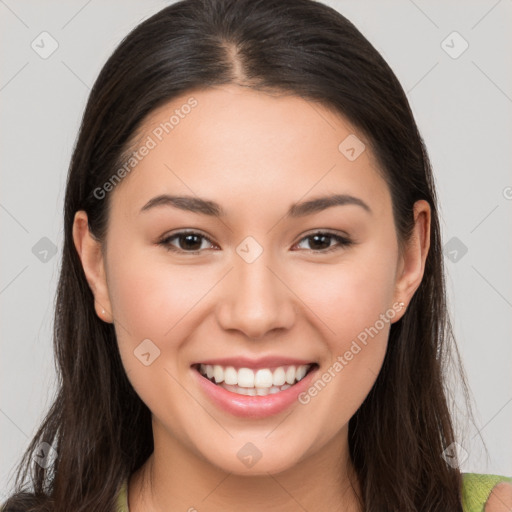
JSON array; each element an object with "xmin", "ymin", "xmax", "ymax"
[{"xmin": 192, "ymin": 363, "xmax": 319, "ymax": 397}]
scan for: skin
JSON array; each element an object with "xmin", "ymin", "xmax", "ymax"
[
  {"xmin": 73, "ymin": 84, "xmax": 431, "ymax": 511},
  {"xmin": 485, "ymin": 482, "xmax": 512, "ymax": 511}
]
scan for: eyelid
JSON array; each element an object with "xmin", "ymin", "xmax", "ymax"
[
  {"xmin": 292, "ymin": 230, "xmax": 353, "ymax": 253},
  {"xmin": 294, "ymin": 228, "xmax": 351, "ymax": 244},
  {"xmin": 158, "ymin": 229, "xmax": 218, "ymax": 253}
]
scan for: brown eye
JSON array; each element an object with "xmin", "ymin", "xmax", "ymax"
[
  {"xmin": 294, "ymin": 231, "xmax": 353, "ymax": 253},
  {"xmin": 158, "ymin": 230, "xmax": 353, "ymax": 255},
  {"xmin": 159, "ymin": 231, "xmax": 216, "ymax": 253}
]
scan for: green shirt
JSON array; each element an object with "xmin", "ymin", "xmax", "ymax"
[{"xmin": 116, "ymin": 472, "xmax": 512, "ymax": 511}]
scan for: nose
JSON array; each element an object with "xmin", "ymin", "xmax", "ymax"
[{"xmin": 216, "ymin": 252, "xmax": 296, "ymax": 340}]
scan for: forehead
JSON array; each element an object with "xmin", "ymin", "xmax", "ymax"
[{"xmin": 110, "ymin": 85, "xmax": 390, "ymax": 220}]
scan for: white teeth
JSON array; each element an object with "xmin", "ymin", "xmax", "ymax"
[
  {"xmin": 296, "ymin": 365, "xmax": 308, "ymax": 381},
  {"xmin": 285, "ymin": 366, "xmax": 296, "ymax": 385},
  {"xmin": 237, "ymin": 368, "xmax": 255, "ymax": 388},
  {"xmin": 254, "ymin": 369, "xmax": 273, "ymax": 388},
  {"xmin": 224, "ymin": 366, "xmax": 238, "ymax": 385},
  {"xmin": 272, "ymin": 367, "xmax": 286, "ymax": 386},
  {"xmin": 213, "ymin": 365, "xmax": 224, "ymax": 383},
  {"xmin": 197, "ymin": 363, "xmax": 314, "ymax": 391},
  {"xmin": 215, "ymin": 381, "xmax": 296, "ymax": 396}
]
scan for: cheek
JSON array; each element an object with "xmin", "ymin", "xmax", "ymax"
[
  {"xmin": 294, "ymin": 242, "xmax": 398, "ymax": 339},
  {"xmin": 291, "ymin": 243, "xmax": 397, "ymax": 422},
  {"xmin": 107, "ymin": 246, "xmax": 202, "ymax": 339},
  {"xmin": 107, "ymin": 252, "xmax": 198, "ymax": 422},
  {"xmin": 296, "ymin": 285, "xmax": 393, "ymax": 442},
  {"xmin": 304, "ymin": 265, "xmax": 393, "ymax": 370},
  {"xmin": 105, "ymin": 246, "xmax": 198, "ymax": 384}
]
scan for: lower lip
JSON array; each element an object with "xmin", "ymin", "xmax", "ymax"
[{"xmin": 192, "ymin": 365, "xmax": 318, "ymax": 418}]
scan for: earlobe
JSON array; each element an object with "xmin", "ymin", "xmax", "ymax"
[
  {"xmin": 72, "ymin": 211, "xmax": 113, "ymax": 323},
  {"xmin": 391, "ymin": 200, "xmax": 431, "ymax": 321}
]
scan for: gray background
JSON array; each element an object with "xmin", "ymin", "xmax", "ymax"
[{"xmin": 1, "ymin": 0, "xmax": 511, "ymax": 498}]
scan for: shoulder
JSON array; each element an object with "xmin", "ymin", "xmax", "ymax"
[
  {"xmin": 483, "ymin": 481, "xmax": 512, "ymax": 512},
  {"xmin": 462, "ymin": 472, "xmax": 512, "ymax": 512}
]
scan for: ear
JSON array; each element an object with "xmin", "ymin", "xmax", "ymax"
[
  {"xmin": 72, "ymin": 210, "xmax": 112, "ymax": 323},
  {"xmin": 391, "ymin": 199, "xmax": 431, "ymax": 323}
]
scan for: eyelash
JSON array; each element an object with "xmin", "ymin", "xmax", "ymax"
[{"xmin": 157, "ymin": 230, "xmax": 354, "ymax": 255}]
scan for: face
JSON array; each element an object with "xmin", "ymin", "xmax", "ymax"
[{"xmin": 74, "ymin": 84, "xmax": 430, "ymax": 476}]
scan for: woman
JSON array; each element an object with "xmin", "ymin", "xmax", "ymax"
[{"xmin": 3, "ymin": 0, "xmax": 511, "ymax": 510}]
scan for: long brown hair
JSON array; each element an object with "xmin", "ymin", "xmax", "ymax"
[{"xmin": 2, "ymin": 0, "xmax": 477, "ymax": 510}]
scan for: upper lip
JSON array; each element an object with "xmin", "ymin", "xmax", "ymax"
[{"xmin": 192, "ymin": 356, "xmax": 317, "ymax": 370}]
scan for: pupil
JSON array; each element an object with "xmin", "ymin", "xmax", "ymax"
[
  {"xmin": 181, "ymin": 234, "xmax": 201, "ymax": 250},
  {"xmin": 310, "ymin": 234, "xmax": 330, "ymax": 250}
]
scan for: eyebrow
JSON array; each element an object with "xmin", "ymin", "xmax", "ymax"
[{"xmin": 140, "ymin": 193, "xmax": 372, "ymax": 217}]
